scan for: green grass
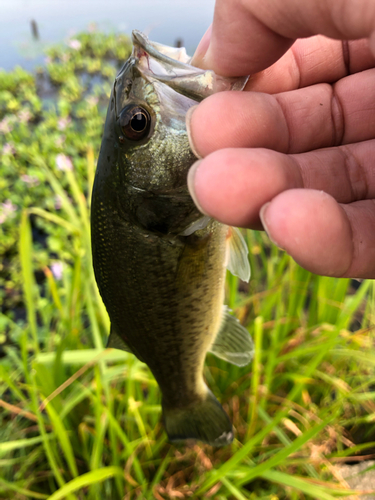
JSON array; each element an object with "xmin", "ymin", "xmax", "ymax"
[{"xmin": 1, "ymin": 31, "xmax": 375, "ymax": 499}]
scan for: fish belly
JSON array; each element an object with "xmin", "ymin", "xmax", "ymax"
[{"xmin": 92, "ymin": 199, "xmax": 227, "ymax": 408}]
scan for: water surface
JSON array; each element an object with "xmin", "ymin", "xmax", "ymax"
[{"xmin": 0, "ymin": 0, "xmax": 214, "ymax": 71}]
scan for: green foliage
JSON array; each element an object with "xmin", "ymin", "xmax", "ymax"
[
  {"xmin": 1, "ymin": 31, "xmax": 375, "ymax": 499},
  {"xmin": 0, "ymin": 30, "xmax": 129, "ymax": 316}
]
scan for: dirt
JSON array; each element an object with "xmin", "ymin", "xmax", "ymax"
[{"xmin": 338, "ymin": 461, "xmax": 375, "ymax": 499}]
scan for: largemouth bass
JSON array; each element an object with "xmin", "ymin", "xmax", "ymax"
[{"xmin": 91, "ymin": 31, "xmax": 254, "ymax": 446}]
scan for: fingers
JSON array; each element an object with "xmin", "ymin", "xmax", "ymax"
[
  {"xmin": 187, "ymin": 69, "xmax": 375, "ymax": 157},
  {"xmin": 260, "ymin": 190, "xmax": 375, "ymax": 279},
  {"xmin": 187, "ymin": 148, "xmax": 302, "ymax": 229},
  {"xmin": 194, "ymin": 0, "xmax": 375, "ymax": 76},
  {"xmin": 261, "ymin": 190, "xmax": 352, "ymax": 277},
  {"xmin": 187, "ymin": 146, "xmax": 375, "ymax": 278},
  {"xmin": 192, "ymin": 0, "xmax": 293, "ymax": 75},
  {"xmin": 187, "ymin": 140, "xmax": 375, "ymax": 228},
  {"xmin": 246, "ymin": 37, "xmax": 375, "ymax": 94},
  {"xmin": 187, "ymin": 0, "xmax": 375, "ymax": 280}
]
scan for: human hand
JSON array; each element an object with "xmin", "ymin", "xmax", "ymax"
[{"xmin": 186, "ymin": 0, "xmax": 375, "ymax": 278}]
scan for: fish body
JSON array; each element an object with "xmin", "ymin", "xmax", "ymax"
[{"xmin": 91, "ymin": 31, "xmax": 253, "ymax": 446}]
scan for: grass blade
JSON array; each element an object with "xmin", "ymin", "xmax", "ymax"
[
  {"xmin": 260, "ymin": 470, "xmax": 338, "ymax": 500},
  {"xmin": 47, "ymin": 467, "xmax": 124, "ymax": 500},
  {"xmin": 0, "ymin": 435, "xmax": 54, "ymax": 456},
  {"xmin": 44, "ymin": 400, "xmax": 79, "ymax": 478},
  {"xmin": 19, "ymin": 210, "xmax": 39, "ymax": 353},
  {"xmin": 0, "ymin": 478, "xmax": 48, "ymax": 499},
  {"xmin": 237, "ymin": 417, "xmax": 333, "ymax": 486}
]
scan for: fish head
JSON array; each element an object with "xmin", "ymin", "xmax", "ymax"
[
  {"xmin": 95, "ymin": 31, "xmax": 248, "ymax": 234},
  {"xmin": 111, "ymin": 38, "xmax": 197, "ymax": 194}
]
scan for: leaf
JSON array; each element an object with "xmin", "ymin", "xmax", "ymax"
[
  {"xmin": 19, "ymin": 210, "xmax": 39, "ymax": 353},
  {"xmin": 44, "ymin": 401, "xmax": 79, "ymax": 478},
  {"xmin": 0, "ymin": 435, "xmax": 55, "ymax": 456},
  {"xmin": 47, "ymin": 467, "xmax": 123, "ymax": 500}
]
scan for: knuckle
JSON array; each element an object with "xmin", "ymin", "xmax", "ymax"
[
  {"xmin": 339, "ymin": 144, "xmax": 369, "ymax": 200},
  {"xmin": 331, "ymin": 86, "xmax": 345, "ymax": 145}
]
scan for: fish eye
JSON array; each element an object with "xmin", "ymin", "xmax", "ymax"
[{"xmin": 119, "ymin": 105, "xmax": 151, "ymax": 141}]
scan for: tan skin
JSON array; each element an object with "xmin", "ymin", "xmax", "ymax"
[{"xmin": 186, "ymin": 0, "xmax": 375, "ymax": 279}]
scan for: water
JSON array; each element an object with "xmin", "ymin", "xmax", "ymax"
[{"xmin": 0, "ymin": 0, "xmax": 215, "ymax": 71}]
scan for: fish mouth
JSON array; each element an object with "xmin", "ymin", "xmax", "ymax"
[
  {"xmin": 127, "ymin": 30, "xmax": 249, "ymax": 102},
  {"xmin": 132, "ymin": 30, "xmax": 192, "ymax": 67}
]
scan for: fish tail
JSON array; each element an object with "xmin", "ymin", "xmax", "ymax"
[{"xmin": 162, "ymin": 389, "xmax": 233, "ymax": 447}]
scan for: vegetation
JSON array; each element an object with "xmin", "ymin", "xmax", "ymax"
[{"xmin": 1, "ymin": 31, "xmax": 375, "ymax": 499}]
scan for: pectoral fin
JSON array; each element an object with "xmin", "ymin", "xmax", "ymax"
[
  {"xmin": 209, "ymin": 306, "xmax": 254, "ymax": 367},
  {"xmin": 226, "ymin": 227, "xmax": 251, "ymax": 283}
]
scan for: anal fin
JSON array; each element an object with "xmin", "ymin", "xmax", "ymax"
[{"xmin": 209, "ymin": 306, "xmax": 254, "ymax": 367}]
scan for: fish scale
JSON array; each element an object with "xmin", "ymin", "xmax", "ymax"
[
  {"xmin": 92, "ymin": 193, "xmax": 227, "ymax": 404},
  {"xmin": 91, "ymin": 30, "xmax": 253, "ymax": 446}
]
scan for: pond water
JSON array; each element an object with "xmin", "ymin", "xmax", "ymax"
[{"xmin": 0, "ymin": 0, "xmax": 215, "ymax": 71}]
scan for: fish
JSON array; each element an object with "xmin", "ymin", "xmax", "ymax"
[{"xmin": 91, "ymin": 30, "xmax": 254, "ymax": 446}]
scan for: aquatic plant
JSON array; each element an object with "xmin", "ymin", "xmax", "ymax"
[{"xmin": 1, "ymin": 31, "xmax": 374, "ymax": 499}]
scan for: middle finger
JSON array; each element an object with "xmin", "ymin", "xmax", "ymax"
[{"xmin": 187, "ymin": 68, "xmax": 375, "ymax": 158}]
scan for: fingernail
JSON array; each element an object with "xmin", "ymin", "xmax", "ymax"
[
  {"xmin": 186, "ymin": 105, "xmax": 202, "ymax": 159},
  {"xmin": 190, "ymin": 24, "xmax": 212, "ymax": 68},
  {"xmin": 259, "ymin": 202, "xmax": 284, "ymax": 250},
  {"xmin": 187, "ymin": 160, "xmax": 209, "ymax": 215}
]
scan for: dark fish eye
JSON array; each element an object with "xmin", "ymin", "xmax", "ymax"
[{"xmin": 119, "ymin": 105, "xmax": 151, "ymax": 141}]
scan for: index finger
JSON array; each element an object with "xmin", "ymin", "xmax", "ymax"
[{"xmin": 194, "ymin": 0, "xmax": 375, "ymax": 76}]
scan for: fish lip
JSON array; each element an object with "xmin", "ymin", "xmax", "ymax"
[
  {"xmin": 131, "ymin": 30, "xmax": 192, "ymax": 69},
  {"xmin": 130, "ymin": 30, "xmax": 249, "ymax": 101}
]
